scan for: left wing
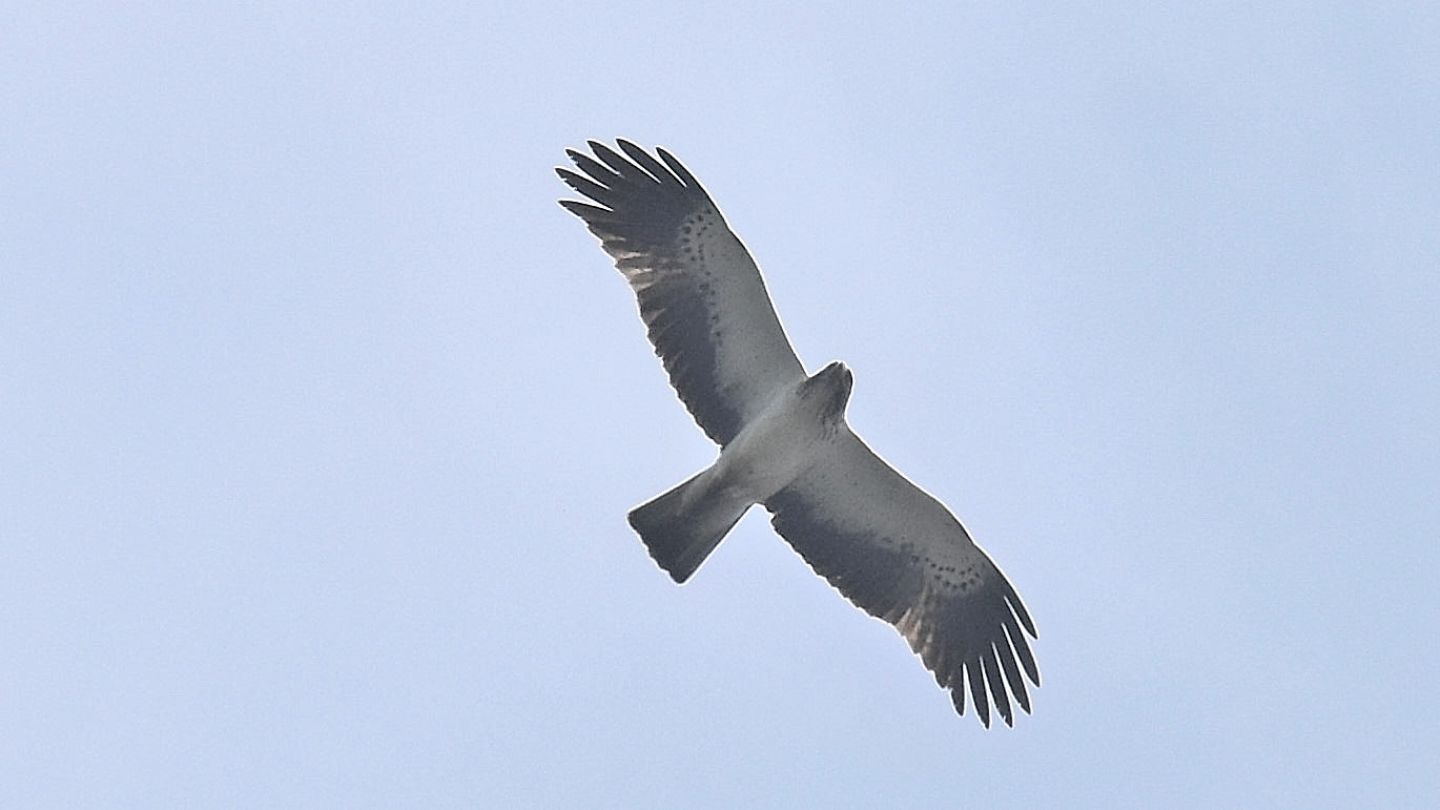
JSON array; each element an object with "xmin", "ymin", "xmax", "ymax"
[
  {"xmin": 764, "ymin": 428, "xmax": 1040, "ymax": 727},
  {"xmin": 558, "ymin": 140, "xmax": 805, "ymax": 445}
]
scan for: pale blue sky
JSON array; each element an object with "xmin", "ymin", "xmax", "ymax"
[{"xmin": 3, "ymin": 3, "xmax": 1437, "ymax": 807}]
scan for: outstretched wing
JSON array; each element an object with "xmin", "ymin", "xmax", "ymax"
[
  {"xmin": 558, "ymin": 140, "xmax": 805, "ymax": 445},
  {"xmin": 765, "ymin": 428, "xmax": 1040, "ymax": 727}
]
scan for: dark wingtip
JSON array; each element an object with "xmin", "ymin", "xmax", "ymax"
[
  {"xmin": 655, "ymin": 146, "xmax": 699, "ymax": 188},
  {"xmin": 983, "ymin": 650, "xmax": 1013, "ymax": 727},
  {"xmin": 588, "ymin": 138, "xmax": 630, "ymax": 160},
  {"xmin": 1014, "ymin": 600, "xmax": 1037, "ymax": 638},
  {"xmin": 965, "ymin": 659, "xmax": 991, "ymax": 727}
]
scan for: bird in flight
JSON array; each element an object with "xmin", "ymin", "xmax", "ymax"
[{"xmin": 557, "ymin": 140, "xmax": 1039, "ymax": 726}]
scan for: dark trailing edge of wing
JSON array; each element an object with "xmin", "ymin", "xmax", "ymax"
[
  {"xmin": 765, "ymin": 488, "xmax": 1040, "ymax": 727},
  {"xmin": 557, "ymin": 140, "xmax": 745, "ymax": 444}
]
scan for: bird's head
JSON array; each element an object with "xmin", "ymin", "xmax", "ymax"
[{"xmin": 804, "ymin": 361, "xmax": 853, "ymax": 420}]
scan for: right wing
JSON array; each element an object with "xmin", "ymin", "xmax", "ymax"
[{"xmin": 558, "ymin": 140, "xmax": 806, "ymax": 445}]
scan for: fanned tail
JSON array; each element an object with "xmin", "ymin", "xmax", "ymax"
[{"xmin": 628, "ymin": 471, "xmax": 749, "ymax": 583}]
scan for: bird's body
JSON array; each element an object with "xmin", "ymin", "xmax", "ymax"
[
  {"xmin": 711, "ymin": 361, "xmax": 851, "ymax": 501},
  {"xmin": 558, "ymin": 140, "xmax": 1039, "ymax": 726}
]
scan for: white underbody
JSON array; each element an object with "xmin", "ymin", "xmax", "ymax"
[{"xmin": 692, "ymin": 372, "xmax": 842, "ymax": 510}]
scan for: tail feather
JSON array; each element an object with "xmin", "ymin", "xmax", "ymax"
[{"xmin": 628, "ymin": 472, "xmax": 748, "ymax": 583}]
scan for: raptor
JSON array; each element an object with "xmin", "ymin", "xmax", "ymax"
[{"xmin": 558, "ymin": 140, "xmax": 1039, "ymax": 726}]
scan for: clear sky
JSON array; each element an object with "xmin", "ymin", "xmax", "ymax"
[{"xmin": 3, "ymin": 3, "xmax": 1437, "ymax": 807}]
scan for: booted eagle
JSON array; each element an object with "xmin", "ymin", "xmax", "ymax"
[{"xmin": 557, "ymin": 140, "xmax": 1039, "ymax": 726}]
